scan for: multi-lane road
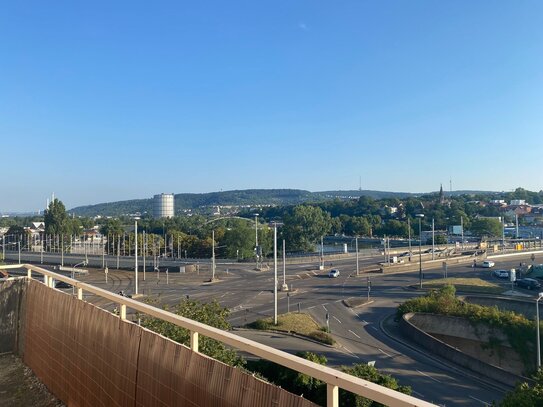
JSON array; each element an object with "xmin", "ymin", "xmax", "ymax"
[{"xmin": 5, "ymin": 250, "xmax": 543, "ymax": 406}]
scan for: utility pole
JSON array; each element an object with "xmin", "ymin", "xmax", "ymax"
[
  {"xmin": 212, "ymin": 230, "xmax": 216, "ymax": 281},
  {"xmin": 356, "ymin": 236, "xmax": 359, "ymax": 276},
  {"xmin": 135, "ymin": 219, "xmax": 138, "ymax": 296},
  {"xmin": 143, "ymin": 230, "xmax": 146, "ymax": 281},
  {"xmin": 117, "ymin": 235, "xmax": 120, "ymax": 269},
  {"xmin": 274, "ymin": 224, "xmax": 278, "ymax": 325},
  {"xmin": 515, "ymin": 214, "xmax": 519, "ymax": 239},
  {"xmin": 408, "ymin": 218, "xmax": 412, "ymax": 260},
  {"xmin": 461, "ymin": 216, "xmax": 464, "ymax": 250},
  {"xmin": 432, "ymin": 218, "xmax": 435, "ymax": 261},
  {"xmin": 255, "ymin": 214, "xmax": 259, "ymax": 270},
  {"xmin": 281, "ymin": 239, "xmax": 288, "ymax": 291},
  {"xmin": 416, "ymin": 214, "xmax": 425, "ymax": 289}
]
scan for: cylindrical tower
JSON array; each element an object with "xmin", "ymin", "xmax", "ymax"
[{"xmin": 153, "ymin": 193, "xmax": 174, "ymax": 218}]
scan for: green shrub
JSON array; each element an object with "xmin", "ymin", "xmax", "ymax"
[
  {"xmin": 246, "ymin": 319, "xmax": 272, "ymax": 330},
  {"xmin": 308, "ymin": 330, "xmax": 335, "ymax": 345}
]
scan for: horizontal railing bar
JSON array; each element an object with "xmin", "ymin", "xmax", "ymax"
[{"xmin": 2, "ymin": 264, "xmax": 436, "ymax": 407}]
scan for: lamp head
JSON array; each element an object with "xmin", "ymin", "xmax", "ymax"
[
  {"xmin": 538, "ymin": 292, "xmax": 543, "ymax": 299},
  {"xmin": 415, "ymin": 214, "xmax": 425, "ymax": 218}
]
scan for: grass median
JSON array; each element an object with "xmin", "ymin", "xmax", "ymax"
[
  {"xmin": 246, "ymin": 312, "xmax": 335, "ymax": 345},
  {"xmin": 421, "ymin": 277, "xmax": 503, "ymax": 294}
]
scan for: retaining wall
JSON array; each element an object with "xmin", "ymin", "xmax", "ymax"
[{"xmin": 400, "ymin": 312, "xmax": 530, "ymax": 386}]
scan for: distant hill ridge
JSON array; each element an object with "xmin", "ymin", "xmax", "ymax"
[{"xmin": 69, "ymin": 188, "xmax": 494, "ymax": 217}]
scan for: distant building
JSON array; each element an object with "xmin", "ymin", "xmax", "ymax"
[
  {"xmin": 153, "ymin": 193, "xmax": 175, "ymax": 218},
  {"xmin": 510, "ymin": 199, "xmax": 526, "ymax": 206}
]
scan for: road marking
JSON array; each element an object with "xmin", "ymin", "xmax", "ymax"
[
  {"xmin": 340, "ymin": 346, "xmax": 360, "ymax": 359},
  {"xmin": 307, "ymin": 305, "xmax": 316, "ymax": 309},
  {"xmin": 332, "ymin": 316, "xmax": 342, "ymax": 324},
  {"xmin": 361, "ymin": 319, "xmax": 368, "ymax": 324},
  {"xmin": 416, "ymin": 370, "xmax": 441, "ymax": 383},
  {"xmin": 378, "ymin": 348, "xmax": 392, "ymax": 357},
  {"xmin": 412, "ymin": 390, "xmax": 425, "ymax": 398},
  {"xmin": 370, "ymin": 326, "xmax": 378, "ymax": 331},
  {"xmin": 322, "ymin": 305, "xmax": 328, "ymax": 311},
  {"xmin": 348, "ymin": 329, "xmax": 360, "ymax": 339},
  {"xmin": 257, "ymin": 291, "xmax": 264, "ymax": 296},
  {"xmin": 219, "ymin": 292, "xmax": 231, "ymax": 298},
  {"xmin": 334, "ymin": 299, "xmax": 343, "ymax": 302},
  {"xmin": 469, "ymin": 395, "xmax": 490, "ymax": 406}
]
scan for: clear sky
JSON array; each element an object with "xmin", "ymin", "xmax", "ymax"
[{"xmin": 1, "ymin": 1, "xmax": 542, "ymax": 212}]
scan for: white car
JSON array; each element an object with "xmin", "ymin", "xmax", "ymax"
[
  {"xmin": 328, "ymin": 269, "xmax": 340, "ymax": 278},
  {"xmin": 482, "ymin": 260, "xmax": 495, "ymax": 268},
  {"xmin": 493, "ymin": 270, "xmax": 509, "ymax": 279}
]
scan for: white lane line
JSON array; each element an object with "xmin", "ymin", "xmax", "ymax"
[
  {"xmin": 332, "ymin": 316, "xmax": 342, "ymax": 324},
  {"xmin": 307, "ymin": 305, "xmax": 316, "ymax": 309},
  {"xmin": 348, "ymin": 329, "xmax": 361, "ymax": 339},
  {"xmin": 334, "ymin": 299, "xmax": 343, "ymax": 302},
  {"xmin": 370, "ymin": 326, "xmax": 378, "ymax": 331},
  {"xmin": 378, "ymin": 348, "xmax": 392, "ymax": 357},
  {"xmin": 257, "ymin": 291, "xmax": 264, "ymax": 296},
  {"xmin": 340, "ymin": 347, "xmax": 360, "ymax": 359},
  {"xmin": 412, "ymin": 390, "xmax": 425, "ymax": 398},
  {"xmin": 416, "ymin": 370, "xmax": 442, "ymax": 383},
  {"xmin": 469, "ymin": 395, "xmax": 490, "ymax": 406},
  {"xmin": 322, "ymin": 305, "xmax": 328, "ymax": 311},
  {"xmin": 361, "ymin": 319, "xmax": 368, "ymax": 324},
  {"xmin": 219, "ymin": 292, "xmax": 231, "ymax": 298}
]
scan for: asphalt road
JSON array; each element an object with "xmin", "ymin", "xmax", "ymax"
[{"xmin": 6, "ymin": 250, "xmax": 543, "ymax": 406}]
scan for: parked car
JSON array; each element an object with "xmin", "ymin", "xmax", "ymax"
[
  {"xmin": 328, "ymin": 269, "xmax": 340, "ymax": 278},
  {"xmin": 482, "ymin": 261, "xmax": 495, "ymax": 268},
  {"xmin": 493, "ymin": 270, "xmax": 509, "ymax": 279},
  {"xmin": 515, "ymin": 278, "xmax": 541, "ymax": 290}
]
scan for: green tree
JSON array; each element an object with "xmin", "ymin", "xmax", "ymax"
[
  {"xmin": 499, "ymin": 369, "xmax": 543, "ymax": 406},
  {"xmin": 282, "ymin": 205, "xmax": 332, "ymax": 251},
  {"xmin": 470, "ymin": 218, "xmax": 503, "ymax": 237},
  {"xmin": 222, "ymin": 220, "xmax": 256, "ymax": 259},
  {"xmin": 340, "ymin": 363, "xmax": 412, "ymax": 407},
  {"xmin": 44, "ymin": 198, "xmax": 69, "ymax": 235},
  {"xmin": 140, "ymin": 298, "xmax": 244, "ymax": 367}
]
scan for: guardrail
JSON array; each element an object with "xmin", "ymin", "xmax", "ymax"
[{"xmin": 0, "ymin": 263, "xmax": 437, "ymax": 407}]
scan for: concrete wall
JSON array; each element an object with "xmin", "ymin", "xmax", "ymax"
[
  {"xmin": 463, "ymin": 295, "xmax": 540, "ymax": 320},
  {"xmin": 0, "ymin": 278, "xmax": 25, "ymax": 354},
  {"xmin": 400, "ymin": 312, "xmax": 530, "ymax": 386}
]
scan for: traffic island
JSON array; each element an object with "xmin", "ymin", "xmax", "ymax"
[
  {"xmin": 343, "ymin": 298, "xmax": 374, "ymax": 308},
  {"xmin": 246, "ymin": 312, "xmax": 335, "ymax": 345},
  {"xmin": 412, "ymin": 277, "xmax": 503, "ymax": 294}
]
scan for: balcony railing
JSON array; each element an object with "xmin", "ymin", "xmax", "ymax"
[{"xmin": 0, "ymin": 263, "xmax": 437, "ymax": 407}]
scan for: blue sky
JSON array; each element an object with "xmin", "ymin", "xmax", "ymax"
[{"xmin": 1, "ymin": 1, "xmax": 542, "ymax": 212}]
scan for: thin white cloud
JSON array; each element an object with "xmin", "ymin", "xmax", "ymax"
[{"xmin": 298, "ymin": 22, "xmax": 309, "ymax": 31}]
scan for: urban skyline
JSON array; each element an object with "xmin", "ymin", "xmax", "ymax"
[{"xmin": 2, "ymin": 1, "xmax": 542, "ymax": 212}]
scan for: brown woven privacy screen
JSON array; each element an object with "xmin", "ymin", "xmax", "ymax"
[{"xmin": 22, "ymin": 280, "xmax": 317, "ymax": 407}]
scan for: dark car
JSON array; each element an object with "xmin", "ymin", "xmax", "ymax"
[
  {"xmin": 515, "ymin": 278, "xmax": 541, "ymax": 290},
  {"xmin": 54, "ymin": 280, "xmax": 72, "ymax": 289}
]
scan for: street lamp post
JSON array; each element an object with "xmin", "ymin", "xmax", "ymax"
[
  {"xmin": 255, "ymin": 214, "xmax": 259, "ymax": 270},
  {"xmin": 135, "ymin": 219, "xmax": 139, "ymax": 296},
  {"xmin": 537, "ymin": 292, "xmax": 543, "ymax": 368},
  {"xmin": 274, "ymin": 223, "xmax": 278, "ymax": 325},
  {"xmin": 72, "ymin": 260, "xmax": 87, "ymax": 295},
  {"xmin": 356, "ymin": 236, "xmax": 359, "ymax": 276},
  {"xmin": 416, "ymin": 214, "xmax": 425, "ymax": 289}
]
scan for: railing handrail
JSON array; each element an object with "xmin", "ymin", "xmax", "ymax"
[{"xmin": 2, "ymin": 263, "xmax": 437, "ymax": 407}]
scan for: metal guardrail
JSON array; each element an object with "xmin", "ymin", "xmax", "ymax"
[{"xmin": 0, "ymin": 263, "xmax": 437, "ymax": 407}]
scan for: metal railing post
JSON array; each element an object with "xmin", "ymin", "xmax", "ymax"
[
  {"xmin": 120, "ymin": 304, "xmax": 127, "ymax": 320},
  {"xmin": 77, "ymin": 288, "xmax": 83, "ymax": 300},
  {"xmin": 190, "ymin": 331, "xmax": 199, "ymax": 353},
  {"xmin": 27, "ymin": 269, "xmax": 32, "ymax": 278},
  {"xmin": 327, "ymin": 383, "xmax": 338, "ymax": 407}
]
